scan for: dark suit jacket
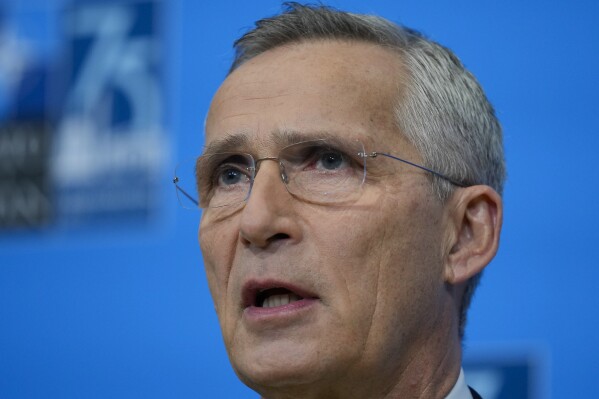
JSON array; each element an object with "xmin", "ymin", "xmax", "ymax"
[{"xmin": 469, "ymin": 387, "xmax": 482, "ymax": 399}]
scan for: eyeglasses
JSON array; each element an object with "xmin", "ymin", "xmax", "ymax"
[{"xmin": 173, "ymin": 138, "xmax": 467, "ymax": 210}]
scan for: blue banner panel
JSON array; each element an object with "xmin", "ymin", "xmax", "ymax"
[
  {"xmin": 464, "ymin": 350, "xmax": 546, "ymax": 399},
  {"xmin": 53, "ymin": 0, "xmax": 167, "ymax": 228},
  {"xmin": 0, "ymin": 0, "xmax": 168, "ymax": 232}
]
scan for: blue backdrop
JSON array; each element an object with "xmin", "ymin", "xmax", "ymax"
[{"xmin": 1, "ymin": 1, "xmax": 598, "ymax": 398}]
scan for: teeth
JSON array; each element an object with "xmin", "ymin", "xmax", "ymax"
[{"xmin": 262, "ymin": 293, "xmax": 302, "ymax": 308}]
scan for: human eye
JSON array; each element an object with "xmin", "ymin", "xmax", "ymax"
[
  {"xmin": 301, "ymin": 142, "xmax": 357, "ymax": 173},
  {"xmin": 215, "ymin": 163, "xmax": 250, "ymax": 187},
  {"xmin": 314, "ymin": 149, "xmax": 349, "ymax": 171},
  {"xmin": 198, "ymin": 153, "xmax": 252, "ymax": 192},
  {"xmin": 213, "ymin": 154, "xmax": 252, "ymax": 187},
  {"xmin": 280, "ymin": 139, "xmax": 363, "ymax": 177}
]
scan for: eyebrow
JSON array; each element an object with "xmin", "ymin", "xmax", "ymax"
[
  {"xmin": 202, "ymin": 129, "xmax": 345, "ymax": 154},
  {"xmin": 202, "ymin": 133, "xmax": 249, "ymax": 155}
]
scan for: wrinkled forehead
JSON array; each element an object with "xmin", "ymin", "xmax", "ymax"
[{"xmin": 204, "ymin": 40, "xmax": 413, "ymax": 156}]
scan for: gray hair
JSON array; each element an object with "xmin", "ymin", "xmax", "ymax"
[{"xmin": 229, "ymin": 2, "xmax": 505, "ymax": 338}]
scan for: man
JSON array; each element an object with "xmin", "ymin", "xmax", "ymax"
[{"xmin": 186, "ymin": 3, "xmax": 504, "ymax": 398}]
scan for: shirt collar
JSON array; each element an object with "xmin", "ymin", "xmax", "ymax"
[{"xmin": 444, "ymin": 369, "xmax": 473, "ymax": 399}]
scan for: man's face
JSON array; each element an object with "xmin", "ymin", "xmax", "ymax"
[{"xmin": 201, "ymin": 41, "xmax": 454, "ymax": 396}]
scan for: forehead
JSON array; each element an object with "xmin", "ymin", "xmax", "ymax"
[{"xmin": 205, "ymin": 40, "xmax": 411, "ymax": 153}]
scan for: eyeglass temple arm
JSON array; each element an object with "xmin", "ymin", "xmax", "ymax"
[
  {"xmin": 173, "ymin": 177, "xmax": 200, "ymax": 206},
  {"xmin": 360, "ymin": 152, "xmax": 467, "ymax": 187}
]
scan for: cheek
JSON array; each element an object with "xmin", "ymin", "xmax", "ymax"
[
  {"xmin": 308, "ymin": 209, "xmax": 380, "ymax": 275},
  {"xmin": 372, "ymin": 193, "xmax": 446, "ymax": 327},
  {"xmin": 199, "ymin": 217, "xmax": 239, "ymax": 313},
  {"xmin": 305, "ymin": 205, "xmax": 389, "ymax": 324},
  {"xmin": 311, "ymin": 188, "xmax": 444, "ymax": 330}
]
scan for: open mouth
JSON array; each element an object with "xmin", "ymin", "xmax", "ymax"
[
  {"xmin": 243, "ymin": 281, "xmax": 317, "ymax": 310},
  {"xmin": 256, "ymin": 288, "xmax": 303, "ymax": 308}
]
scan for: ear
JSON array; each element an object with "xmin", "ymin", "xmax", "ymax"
[{"xmin": 443, "ymin": 185, "xmax": 503, "ymax": 285}]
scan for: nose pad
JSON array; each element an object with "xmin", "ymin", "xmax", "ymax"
[{"xmin": 279, "ymin": 163, "xmax": 289, "ymax": 185}]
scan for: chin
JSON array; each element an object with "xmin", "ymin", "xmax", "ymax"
[
  {"xmin": 240, "ymin": 367, "xmax": 323, "ymax": 399},
  {"xmin": 234, "ymin": 353, "xmax": 318, "ymax": 387},
  {"xmin": 231, "ymin": 346, "xmax": 343, "ymax": 397}
]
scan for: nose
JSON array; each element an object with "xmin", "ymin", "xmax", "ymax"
[{"xmin": 238, "ymin": 160, "xmax": 301, "ymax": 249}]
